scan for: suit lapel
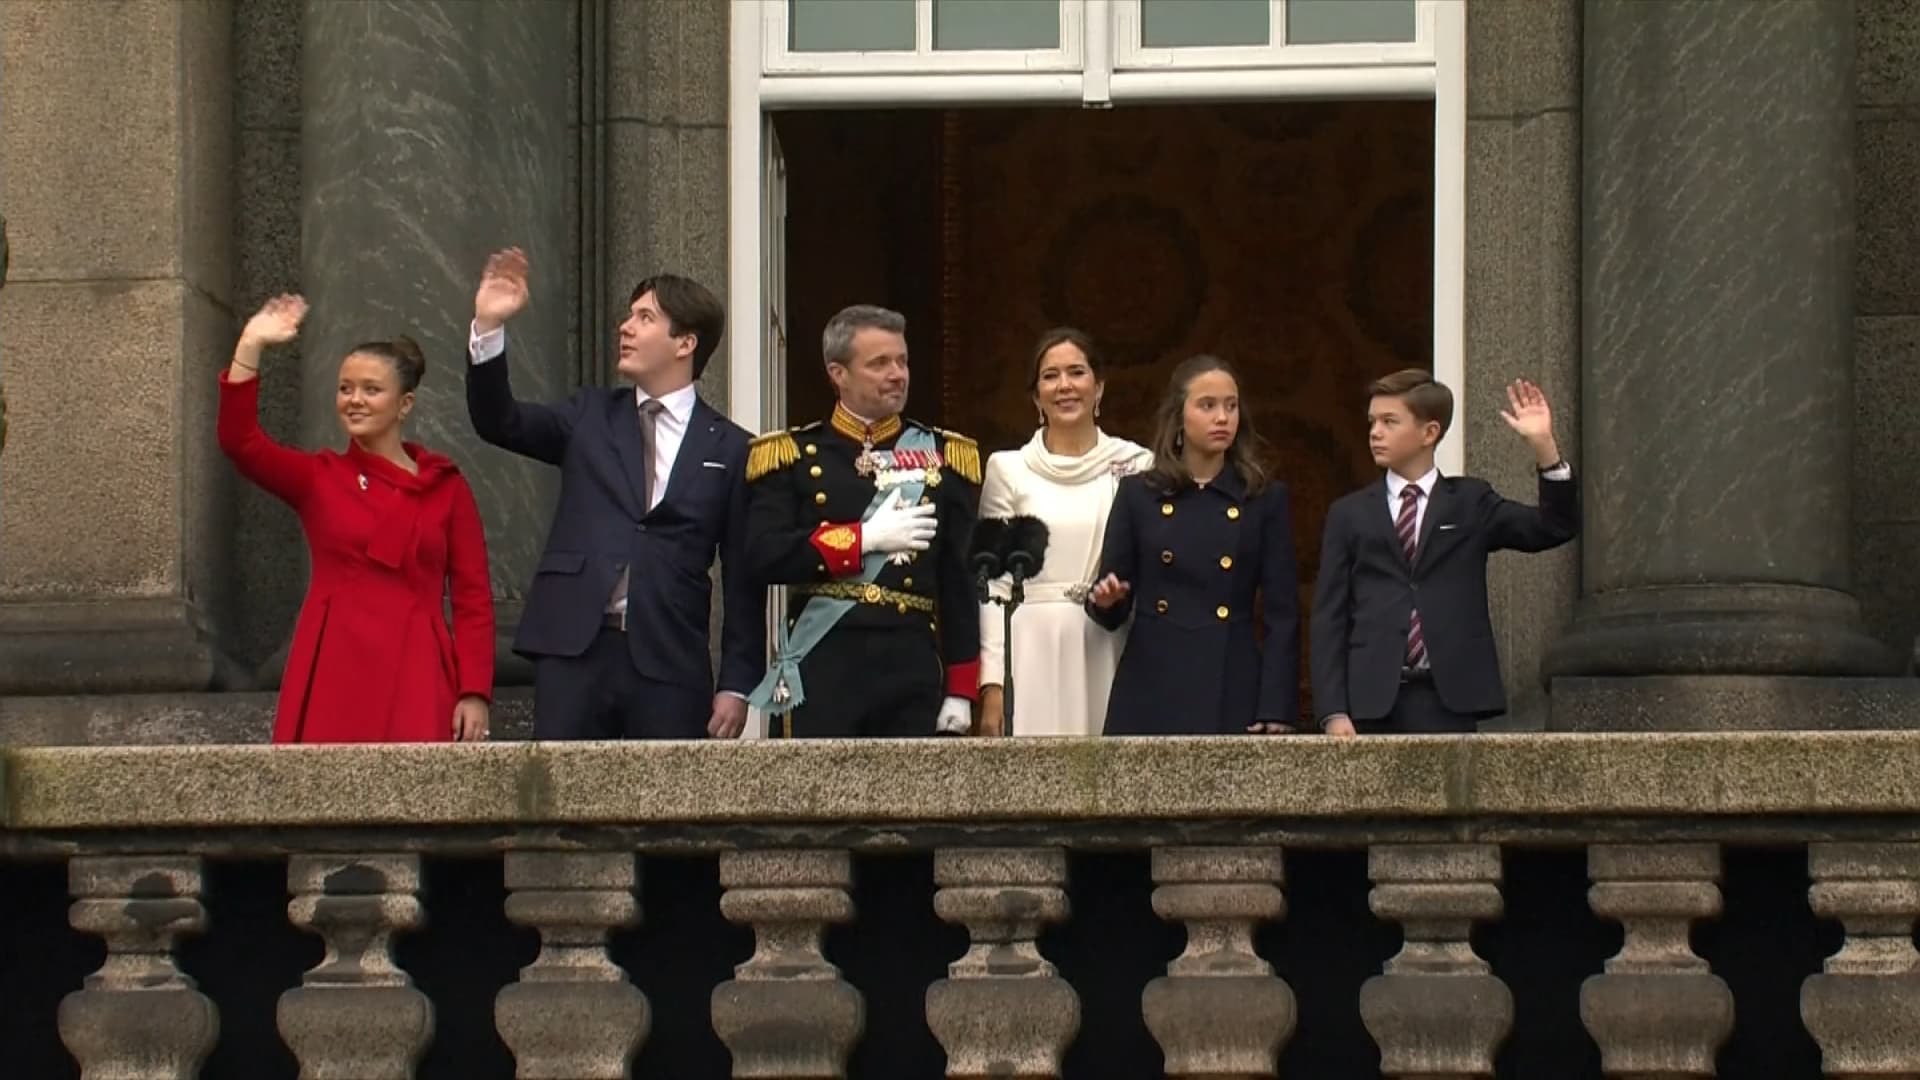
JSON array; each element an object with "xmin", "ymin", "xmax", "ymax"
[
  {"xmin": 1365, "ymin": 478, "xmax": 1408, "ymax": 571},
  {"xmin": 660, "ymin": 398, "xmax": 720, "ymax": 509},
  {"xmin": 608, "ymin": 392, "xmax": 651, "ymax": 516},
  {"xmin": 1414, "ymin": 475, "xmax": 1454, "ymax": 570}
]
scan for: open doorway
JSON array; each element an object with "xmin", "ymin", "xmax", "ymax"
[{"xmin": 774, "ymin": 103, "xmax": 1434, "ymax": 720}]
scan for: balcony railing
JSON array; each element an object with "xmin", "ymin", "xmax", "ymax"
[{"xmin": 5, "ymin": 732, "xmax": 1920, "ymax": 1077}]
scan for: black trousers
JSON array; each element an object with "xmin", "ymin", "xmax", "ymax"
[
  {"xmin": 532, "ymin": 628, "xmax": 709, "ymax": 740},
  {"xmin": 788, "ymin": 626, "xmax": 946, "ymax": 739},
  {"xmin": 1356, "ymin": 674, "xmax": 1479, "ymax": 735}
]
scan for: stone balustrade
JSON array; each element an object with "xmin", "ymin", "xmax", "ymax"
[{"xmin": 7, "ymin": 733, "xmax": 1920, "ymax": 1077}]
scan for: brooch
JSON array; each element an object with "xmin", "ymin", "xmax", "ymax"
[{"xmin": 357, "ymin": 473, "xmax": 368, "ymax": 491}]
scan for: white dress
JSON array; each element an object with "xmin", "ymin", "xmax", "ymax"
[{"xmin": 978, "ymin": 430, "xmax": 1154, "ymax": 737}]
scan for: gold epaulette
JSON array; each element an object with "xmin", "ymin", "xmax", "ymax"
[
  {"xmin": 937, "ymin": 428, "xmax": 981, "ymax": 485},
  {"xmin": 746, "ymin": 430, "xmax": 799, "ymax": 482}
]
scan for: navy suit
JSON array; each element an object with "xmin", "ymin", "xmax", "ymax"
[
  {"xmin": 1310, "ymin": 471, "xmax": 1578, "ymax": 730},
  {"xmin": 467, "ymin": 350, "xmax": 763, "ymax": 738}
]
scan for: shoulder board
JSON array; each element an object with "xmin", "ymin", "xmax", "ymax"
[
  {"xmin": 746, "ymin": 430, "xmax": 800, "ymax": 482},
  {"xmin": 934, "ymin": 427, "xmax": 980, "ymax": 485}
]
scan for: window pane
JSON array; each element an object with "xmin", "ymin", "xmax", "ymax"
[
  {"xmin": 1286, "ymin": 0, "xmax": 1417, "ymax": 44},
  {"xmin": 789, "ymin": 0, "xmax": 916, "ymax": 52},
  {"xmin": 1141, "ymin": 0, "xmax": 1270, "ymax": 48},
  {"xmin": 934, "ymin": 0, "xmax": 1060, "ymax": 50}
]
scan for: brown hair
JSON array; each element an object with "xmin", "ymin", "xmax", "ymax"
[
  {"xmin": 1367, "ymin": 368, "xmax": 1454, "ymax": 440},
  {"xmin": 350, "ymin": 335, "xmax": 428, "ymax": 393},
  {"xmin": 1028, "ymin": 327, "xmax": 1105, "ymax": 392},
  {"xmin": 630, "ymin": 274, "xmax": 726, "ymax": 378},
  {"xmin": 1143, "ymin": 354, "xmax": 1270, "ymax": 496}
]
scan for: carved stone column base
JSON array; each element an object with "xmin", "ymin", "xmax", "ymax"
[
  {"xmin": 277, "ymin": 987, "xmax": 435, "ymax": 1077},
  {"xmin": 713, "ymin": 980, "xmax": 865, "ymax": 1078},
  {"xmin": 1144, "ymin": 977, "xmax": 1294, "ymax": 1077},
  {"xmin": 1803, "ymin": 843, "xmax": 1920, "ymax": 1078},
  {"xmin": 926, "ymin": 979, "xmax": 1081, "ymax": 1079}
]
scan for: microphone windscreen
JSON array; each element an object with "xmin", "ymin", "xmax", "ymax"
[
  {"xmin": 967, "ymin": 517, "xmax": 1009, "ymax": 567},
  {"xmin": 1004, "ymin": 514, "xmax": 1050, "ymax": 576}
]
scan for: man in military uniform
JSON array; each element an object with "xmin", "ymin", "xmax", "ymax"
[{"xmin": 745, "ymin": 304, "xmax": 981, "ymax": 738}]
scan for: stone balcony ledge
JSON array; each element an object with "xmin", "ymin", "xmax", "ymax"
[{"xmin": 6, "ymin": 731, "xmax": 1920, "ymax": 837}]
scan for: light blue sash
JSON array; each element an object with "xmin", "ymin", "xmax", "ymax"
[{"xmin": 747, "ymin": 427, "xmax": 937, "ymax": 715}]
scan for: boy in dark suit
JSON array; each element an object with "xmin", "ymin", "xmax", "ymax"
[
  {"xmin": 464, "ymin": 248, "xmax": 764, "ymax": 741},
  {"xmin": 1311, "ymin": 370, "xmax": 1578, "ymax": 735}
]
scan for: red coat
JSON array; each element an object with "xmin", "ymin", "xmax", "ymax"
[{"xmin": 218, "ymin": 372, "xmax": 495, "ymax": 743}]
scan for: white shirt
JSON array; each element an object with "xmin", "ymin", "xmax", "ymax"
[{"xmin": 1385, "ymin": 465, "xmax": 1442, "ymax": 539}]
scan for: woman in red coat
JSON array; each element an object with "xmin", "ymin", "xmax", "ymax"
[{"xmin": 219, "ymin": 293, "xmax": 495, "ymax": 743}]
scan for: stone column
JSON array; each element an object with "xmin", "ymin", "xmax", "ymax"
[
  {"xmin": 495, "ymin": 851, "xmax": 649, "ymax": 1078},
  {"xmin": 925, "ymin": 848, "xmax": 1080, "ymax": 1079},
  {"xmin": 1580, "ymin": 844, "xmax": 1733, "ymax": 1077},
  {"xmin": 0, "ymin": 0, "xmax": 248, "ymax": 694},
  {"xmin": 711, "ymin": 850, "xmax": 864, "ymax": 1077},
  {"xmin": 1141, "ymin": 846, "xmax": 1295, "ymax": 1078},
  {"xmin": 1544, "ymin": 0, "xmax": 1889, "ymax": 708},
  {"xmin": 57, "ymin": 855, "xmax": 219, "ymax": 1079},
  {"xmin": 279, "ymin": 854, "xmax": 434, "ymax": 1077},
  {"xmin": 1360, "ymin": 844, "xmax": 1512, "ymax": 1078},
  {"xmin": 299, "ymin": 0, "xmax": 574, "ymax": 683},
  {"xmin": 1801, "ymin": 843, "xmax": 1920, "ymax": 1075}
]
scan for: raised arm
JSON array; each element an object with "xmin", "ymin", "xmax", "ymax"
[
  {"xmin": 465, "ymin": 247, "xmax": 585, "ymax": 465},
  {"xmin": 218, "ymin": 294, "xmax": 318, "ymax": 507},
  {"xmin": 1485, "ymin": 376, "xmax": 1580, "ymax": 552},
  {"xmin": 1253, "ymin": 484, "xmax": 1301, "ymax": 729}
]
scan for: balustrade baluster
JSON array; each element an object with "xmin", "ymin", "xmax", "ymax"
[
  {"xmin": 712, "ymin": 849, "xmax": 864, "ymax": 1078},
  {"xmin": 1360, "ymin": 843, "xmax": 1512, "ymax": 1079},
  {"xmin": 925, "ymin": 847, "xmax": 1079, "ymax": 1079},
  {"xmin": 496, "ymin": 851, "xmax": 649, "ymax": 1079},
  {"xmin": 1142, "ymin": 845, "xmax": 1295, "ymax": 1078},
  {"xmin": 58, "ymin": 854, "xmax": 219, "ymax": 1080},
  {"xmin": 1802, "ymin": 842, "xmax": 1920, "ymax": 1077},
  {"xmin": 278, "ymin": 853, "xmax": 432, "ymax": 1079}
]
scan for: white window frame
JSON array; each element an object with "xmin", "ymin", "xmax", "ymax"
[
  {"xmin": 728, "ymin": 1, "xmax": 1467, "ymax": 734},
  {"xmin": 1114, "ymin": 0, "xmax": 1429, "ymax": 72},
  {"xmin": 732, "ymin": 0, "xmax": 1465, "ymax": 471},
  {"xmin": 765, "ymin": 0, "xmax": 1086, "ymax": 74}
]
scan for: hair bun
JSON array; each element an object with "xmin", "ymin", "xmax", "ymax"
[{"xmin": 391, "ymin": 334, "xmax": 427, "ymax": 384}]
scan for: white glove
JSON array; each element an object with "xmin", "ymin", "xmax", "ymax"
[
  {"xmin": 861, "ymin": 489, "xmax": 938, "ymax": 557},
  {"xmin": 935, "ymin": 696, "xmax": 971, "ymax": 735}
]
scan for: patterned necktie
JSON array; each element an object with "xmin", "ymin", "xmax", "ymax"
[
  {"xmin": 1397, "ymin": 484, "xmax": 1427, "ymax": 668},
  {"xmin": 637, "ymin": 398, "xmax": 665, "ymax": 510}
]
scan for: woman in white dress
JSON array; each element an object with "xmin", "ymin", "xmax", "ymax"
[{"xmin": 977, "ymin": 329, "xmax": 1153, "ymax": 736}]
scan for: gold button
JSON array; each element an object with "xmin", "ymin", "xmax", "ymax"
[
  {"xmin": 1220, "ymin": 555, "xmax": 1233, "ymax": 570},
  {"xmin": 862, "ymin": 584, "xmax": 883, "ymax": 603},
  {"xmin": 897, "ymin": 602, "xmax": 908, "ymax": 614},
  {"xmin": 928, "ymin": 621, "xmax": 938, "ymax": 632},
  {"xmin": 903, "ymin": 577, "xmax": 914, "ymax": 588},
  {"xmin": 815, "ymin": 564, "xmax": 826, "ymax": 573},
  {"xmin": 1160, "ymin": 549, "xmax": 1174, "ymax": 564},
  {"xmin": 809, "ymin": 464, "xmax": 822, "ymax": 478},
  {"xmin": 804, "ymin": 443, "xmax": 818, "ymax": 456},
  {"xmin": 1161, "ymin": 503, "xmax": 1174, "ymax": 517},
  {"xmin": 1226, "ymin": 506, "xmax": 1241, "ymax": 520},
  {"xmin": 814, "ymin": 491, "xmax": 827, "ymax": 505},
  {"xmin": 1155, "ymin": 599, "xmax": 1169, "ymax": 614},
  {"xmin": 1216, "ymin": 605, "xmax": 1229, "ymax": 620}
]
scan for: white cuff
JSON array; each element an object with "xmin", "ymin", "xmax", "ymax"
[
  {"xmin": 469, "ymin": 321, "xmax": 506, "ymax": 365},
  {"xmin": 1540, "ymin": 462, "xmax": 1573, "ymax": 481},
  {"xmin": 719, "ymin": 689, "xmax": 748, "ymax": 702}
]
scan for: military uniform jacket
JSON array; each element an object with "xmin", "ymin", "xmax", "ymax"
[
  {"xmin": 1089, "ymin": 468, "xmax": 1301, "ymax": 734},
  {"xmin": 745, "ymin": 403, "xmax": 983, "ymax": 700}
]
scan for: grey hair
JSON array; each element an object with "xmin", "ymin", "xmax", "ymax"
[{"xmin": 821, "ymin": 304, "xmax": 907, "ymax": 368}]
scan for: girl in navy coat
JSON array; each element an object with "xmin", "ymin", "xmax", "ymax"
[{"xmin": 1087, "ymin": 355, "xmax": 1300, "ymax": 735}]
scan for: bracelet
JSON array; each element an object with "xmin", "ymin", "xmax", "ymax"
[{"xmin": 231, "ymin": 361, "xmax": 259, "ymax": 373}]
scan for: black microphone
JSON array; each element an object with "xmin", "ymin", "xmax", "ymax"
[
  {"xmin": 966, "ymin": 518, "xmax": 1008, "ymax": 604},
  {"xmin": 1002, "ymin": 515, "xmax": 1050, "ymax": 586}
]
